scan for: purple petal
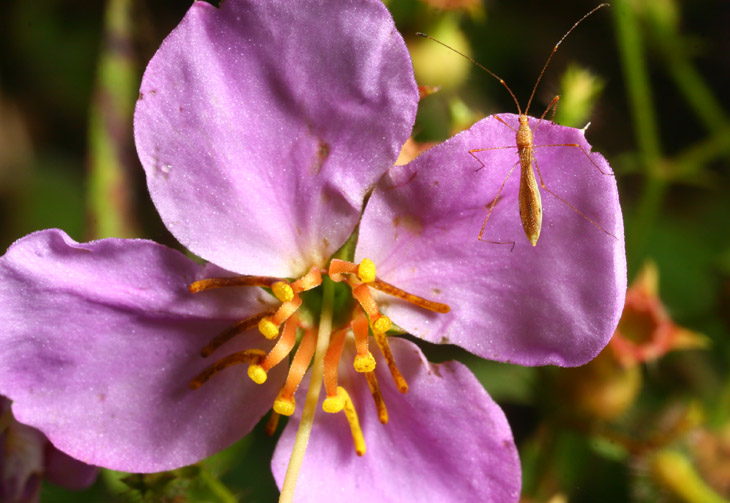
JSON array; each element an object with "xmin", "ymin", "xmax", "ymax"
[
  {"xmin": 1, "ymin": 421, "xmax": 44, "ymax": 503},
  {"xmin": 271, "ymin": 337, "xmax": 520, "ymax": 502},
  {"xmin": 0, "ymin": 229, "xmax": 285, "ymax": 472},
  {"xmin": 43, "ymin": 446, "xmax": 98, "ymax": 491},
  {"xmin": 357, "ymin": 115, "xmax": 627, "ymax": 366},
  {"xmin": 134, "ymin": 0, "xmax": 418, "ymax": 277}
]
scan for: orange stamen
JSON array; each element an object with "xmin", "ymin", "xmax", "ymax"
[
  {"xmin": 351, "ymin": 311, "xmax": 375, "ymax": 372},
  {"xmin": 351, "ymin": 284, "xmax": 390, "ymax": 333},
  {"xmin": 371, "ymin": 278, "xmax": 450, "ymax": 314},
  {"xmin": 327, "ymin": 258, "xmax": 375, "ymax": 283},
  {"xmin": 290, "ymin": 266, "xmax": 323, "ymax": 293},
  {"xmin": 264, "ymin": 411, "xmax": 280, "ymax": 436},
  {"xmin": 259, "ymin": 295, "xmax": 303, "ymax": 339},
  {"xmin": 190, "ymin": 349, "xmax": 266, "ymax": 389},
  {"xmin": 200, "ymin": 311, "xmax": 273, "ymax": 357},
  {"xmin": 189, "ymin": 275, "xmax": 284, "ymax": 293},
  {"xmin": 365, "ymin": 371, "xmax": 389, "ymax": 424},
  {"xmin": 327, "ymin": 259, "xmax": 358, "ymax": 283},
  {"xmin": 374, "ymin": 331, "xmax": 409, "ymax": 393},
  {"xmin": 323, "ymin": 329, "xmax": 348, "ymax": 403},
  {"xmin": 273, "ymin": 326, "xmax": 317, "ymax": 416},
  {"xmin": 248, "ymin": 315, "xmax": 301, "ymax": 384}
]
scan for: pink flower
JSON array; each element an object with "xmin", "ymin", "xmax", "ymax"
[{"xmin": 0, "ymin": 0, "xmax": 626, "ymax": 501}]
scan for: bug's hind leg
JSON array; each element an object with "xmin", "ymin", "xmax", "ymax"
[
  {"xmin": 532, "ymin": 156, "xmax": 618, "ymax": 240},
  {"xmin": 477, "ymin": 160, "xmax": 520, "ymax": 251}
]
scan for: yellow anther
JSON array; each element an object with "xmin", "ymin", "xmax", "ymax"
[
  {"xmin": 247, "ymin": 364, "xmax": 267, "ymax": 384},
  {"xmin": 372, "ymin": 316, "xmax": 391, "ymax": 334},
  {"xmin": 322, "ymin": 394, "xmax": 346, "ymax": 413},
  {"xmin": 354, "ymin": 352, "xmax": 376, "ymax": 373},
  {"xmin": 356, "ymin": 258, "xmax": 376, "ymax": 283},
  {"xmin": 258, "ymin": 317, "xmax": 279, "ymax": 340},
  {"xmin": 272, "ymin": 281, "xmax": 294, "ymax": 302},
  {"xmin": 273, "ymin": 395, "xmax": 296, "ymax": 416}
]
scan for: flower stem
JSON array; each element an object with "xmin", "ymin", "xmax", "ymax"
[
  {"xmin": 198, "ymin": 468, "xmax": 238, "ymax": 503},
  {"xmin": 279, "ymin": 277, "xmax": 335, "ymax": 503}
]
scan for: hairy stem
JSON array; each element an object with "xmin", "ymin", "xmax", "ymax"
[{"xmin": 279, "ymin": 277, "xmax": 334, "ymax": 503}]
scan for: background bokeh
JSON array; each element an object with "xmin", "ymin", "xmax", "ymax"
[{"xmin": 1, "ymin": 0, "xmax": 729, "ymax": 501}]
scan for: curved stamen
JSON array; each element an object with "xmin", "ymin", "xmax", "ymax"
[
  {"xmin": 371, "ymin": 278, "xmax": 450, "ymax": 314},
  {"xmin": 351, "ymin": 311, "xmax": 375, "ymax": 372},
  {"xmin": 273, "ymin": 327, "xmax": 317, "ymax": 416},
  {"xmin": 189, "ymin": 275, "xmax": 285, "ymax": 293},
  {"xmin": 290, "ymin": 266, "xmax": 323, "ymax": 293},
  {"xmin": 248, "ymin": 314, "xmax": 300, "ymax": 384},
  {"xmin": 259, "ymin": 295, "xmax": 303, "ymax": 339},
  {"xmin": 322, "ymin": 328, "xmax": 348, "ymax": 413},
  {"xmin": 351, "ymin": 283, "xmax": 391, "ymax": 334},
  {"xmin": 200, "ymin": 311, "xmax": 273, "ymax": 357},
  {"xmin": 190, "ymin": 349, "xmax": 266, "ymax": 390},
  {"xmin": 328, "ymin": 258, "xmax": 376, "ymax": 284}
]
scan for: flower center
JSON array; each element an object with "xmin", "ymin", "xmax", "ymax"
[{"xmin": 188, "ymin": 258, "xmax": 449, "ymax": 455}]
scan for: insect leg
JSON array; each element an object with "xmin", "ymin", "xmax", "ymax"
[
  {"xmin": 532, "ymin": 143, "xmax": 614, "ymax": 175},
  {"xmin": 478, "ymin": 160, "xmax": 520, "ymax": 251},
  {"xmin": 532, "ymin": 155, "xmax": 618, "ymax": 240}
]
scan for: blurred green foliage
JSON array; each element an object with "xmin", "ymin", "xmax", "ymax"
[{"xmin": 2, "ymin": 0, "xmax": 730, "ymax": 502}]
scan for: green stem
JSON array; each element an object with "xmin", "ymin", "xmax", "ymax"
[
  {"xmin": 87, "ymin": 0, "xmax": 139, "ymax": 239},
  {"xmin": 279, "ymin": 278, "xmax": 335, "ymax": 503},
  {"xmin": 612, "ymin": 0, "xmax": 666, "ymax": 264},
  {"xmin": 198, "ymin": 469, "xmax": 238, "ymax": 503},
  {"xmin": 664, "ymin": 48, "xmax": 728, "ymax": 133},
  {"xmin": 612, "ymin": 0, "xmax": 663, "ymax": 167}
]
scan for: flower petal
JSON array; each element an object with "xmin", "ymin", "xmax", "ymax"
[
  {"xmin": 357, "ymin": 115, "xmax": 627, "ymax": 366},
  {"xmin": 0, "ymin": 229, "xmax": 285, "ymax": 472},
  {"xmin": 134, "ymin": 0, "xmax": 418, "ymax": 277},
  {"xmin": 271, "ymin": 337, "xmax": 520, "ymax": 502},
  {"xmin": 43, "ymin": 446, "xmax": 98, "ymax": 491}
]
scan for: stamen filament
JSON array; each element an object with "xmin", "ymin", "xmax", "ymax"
[
  {"xmin": 200, "ymin": 311, "xmax": 272, "ymax": 357},
  {"xmin": 290, "ymin": 266, "xmax": 323, "ymax": 293},
  {"xmin": 351, "ymin": 283, "xmax": 390, "ymax": 334},
  {"xmin": 259, "ymin": 295, "xmax": 303, "ymax": 339},
  {"xmin": 273, "ymin": 326, "xmax": 317, "ymax": 416},
  {"xmin": 352, "ymin": 311, "xmax": 375, "ymax": 372},
  {"xmin": 189, "ymin": 275, "xmax": 285, "ymax": 293},
  {"xmin": 365, "ymin": 371, "xmax": 389, "ymax": 425},
  {"xmin": 248, "ymin": 315, "xmax": 300, "ymax": 384},
  {"xmin": 323, "ymin": 329, "xmax": 348, "ymax": 412},
  {"xmin": 371, "ymin": 278, "xmax": 451, "ymax": 313},
  {"xmin": 327, "ymin": 259, "xmax": 358, "ymax": 283},
  {"xmin": 374, "ymin": 331, "xmax": 409, "ymax": 393},
  {"xmin": 327, "ymin": 258, "xmax": 376, "ymax": 283},
  {"xmin": 190, "ymin": 349, "xmax": 266, "ymax": 390},
  {"xmin": 338, "ymin": 386, "xmax": 367, "ymax": 456},
  {"xmin": 279, "ymin": 277, "xmax": 335, "ymax": 503},
  {"xmin": 265, "ymin": 411, "xmax": 280, "ymax": 437}
]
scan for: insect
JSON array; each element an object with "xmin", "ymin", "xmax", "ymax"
[{"xmin": 418, "ymin": 4, "xmax": 615, "ymax": 247}]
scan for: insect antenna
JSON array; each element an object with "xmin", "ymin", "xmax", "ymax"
[
  {"xmin": 416, "ymin": 32, "xmax": 523, "ymax": 115},
  {"xmin": 524, "ymin": 3, "xmax": 610, "ymax": 115}
]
